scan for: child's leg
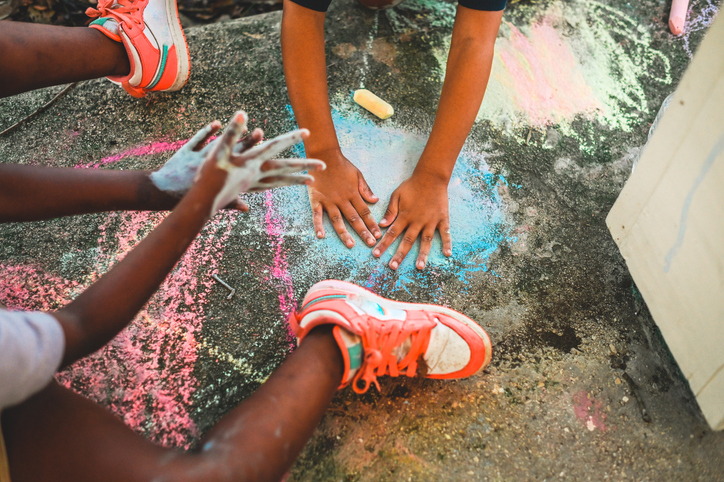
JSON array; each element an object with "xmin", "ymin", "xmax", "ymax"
[
  {"xmin": 0, "ymin": 23, "xmax": 129, "ymax": 98},
  {"xmin": 2, "ymin": 325, "xmax": 342, "ymax": 481}
]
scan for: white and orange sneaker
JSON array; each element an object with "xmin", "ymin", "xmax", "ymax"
[
  {"xmin": 86, "ymin": 0, "xmax": 190, "ymax": 98},
  {"xmin": 288, "ymin": 280, "xmax": 492, "ymax": 394}
]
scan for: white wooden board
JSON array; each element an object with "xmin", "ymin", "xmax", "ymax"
[{"xmin": 606, "ymin": 13, "xmax": 724, "ymax": 430}]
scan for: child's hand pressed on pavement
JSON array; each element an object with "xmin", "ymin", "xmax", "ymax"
[
  {"xmin": 372, "ymin": 172, "xmax": 452, "ymax": 271},
  {"xmin": 307, "ymin": 148, "xmax": 381, "ymax": 248}
]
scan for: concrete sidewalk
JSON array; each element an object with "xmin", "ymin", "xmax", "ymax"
[{"xmin": 1, "ymin": 0, "xmax": 722, "ymax": 479}]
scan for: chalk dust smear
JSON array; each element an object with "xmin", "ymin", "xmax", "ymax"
[{"xmin": 255, "ymin": 109, "xmax": 515, "ymax": 296}]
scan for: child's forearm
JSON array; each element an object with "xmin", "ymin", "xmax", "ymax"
[
  {"xmin": 49, "ymin": 112, "xmax": 317, "ymax": 368},
  {"xmin": 281, "ymin": 1, "xmax": 340, "ymax": 158},
  {"xmin": 414, "ymin": 7, "xmax": 503, "ymax": 181},
  {"xmin": 53, "ymin": 183, "xmax": 216, "ymax": 367},
  {"xmin": 0, "ymin": 165, "xmax": 178, "ymax": 223}
]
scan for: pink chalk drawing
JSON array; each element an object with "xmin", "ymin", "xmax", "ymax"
[
  {"xmin": 50, "ymin": 210, "xmax": 236, "ymax": 448},
  {"xmin": 4, "ymin": 127, "xmax": 295, "ymax": 447},
  {"xmin": 572, "ymin": 390, "xmax": 607, "ymax": 432},
  {"xmin": 0, "ymin": 264, "xmax": 79, "ymax": 312},
  {"xmin": 478, "ymin": 3, "xmax": 674, "ymax": 132},
  {"xmin": 497, "ymin": 20, "xmax": 603, "ymax": 127},
  {"xmin": 263, "ymin": 191, "xmax": 297, "ymax": 345},
  {"xmin": 75, "ymin": 139, "xmax": 189, "ymax": 169}
]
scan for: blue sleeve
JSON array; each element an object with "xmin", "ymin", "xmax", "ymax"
[
  {"xmin": 288, "ymin": 0, "xmax": 332, "ymax": 12},
  {"xmin": 458, "ymin": 0, "xmax": 506, "ymax": 11}
]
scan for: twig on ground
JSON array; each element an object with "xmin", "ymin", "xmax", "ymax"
[{"xmin": 0, "ymin": 82, "xmax": 78, "ymax": 137}]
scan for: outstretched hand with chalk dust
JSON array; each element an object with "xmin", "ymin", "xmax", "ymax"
[{"xmin": 152, "ymin": 111, "xmax": 325, "ymax": 214}]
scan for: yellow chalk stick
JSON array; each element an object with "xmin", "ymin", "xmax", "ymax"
[{"xmin": 353, "ymin": 89, "xmax": 394, "ymax": 120}]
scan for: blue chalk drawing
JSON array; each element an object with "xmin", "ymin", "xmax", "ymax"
[
  {"xmin": 257, "ymin": 108, "xmax": 515, "ymax": 297},
  {"xmin": 663, "ymin": 132, "xmax": 724, "ymax": 273}
]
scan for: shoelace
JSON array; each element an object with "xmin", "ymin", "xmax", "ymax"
[
  {"xmin": 352, "ymin": 316, "xmax": 434, "ymax": 394},
  {"xmin": 86, "ymin": 0, "xmax": 142, "ymax": 30}
]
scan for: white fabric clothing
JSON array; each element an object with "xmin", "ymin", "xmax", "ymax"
[{"xmin": 0, "ymin": 309, "xmax": 64, "ymax": 411}]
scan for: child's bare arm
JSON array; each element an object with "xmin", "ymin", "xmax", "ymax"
[
  {"xmin": 373, "ymin": 6, "xmax": 503, "ymax": 270},
  {"xmin": 50, "ymin": 112, "xmax": 322, "ymax": 368},
  {"xmin": 0, "ymin": 165, "xmax": 180, "ymax": 223},
  {"xmin": 281, "ymin": 0, "xmax": 381, "ymax": 247},
  {"xmin": 0, "ymin": 121, "xmax": 250, "ymax": 223}
]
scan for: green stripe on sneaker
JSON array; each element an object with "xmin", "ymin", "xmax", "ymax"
[
  {"xmin": 146, "ymin": 45, "xmax": 169, "ymax": 90},
  {"xmin": 90, "ymin": 18, "xmax": 111, "ymax": 27},
  {"xmin": 300, "ymin": 294, "xmax": 347, "ymax": 311},
  {"xmin": 348, "ymin": 343, "xmax": 363, "ymax": 371}
]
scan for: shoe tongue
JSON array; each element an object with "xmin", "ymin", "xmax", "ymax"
[
  {"xmin": 336, "ymin": 324, "xmax": 414, "ymax": 377},
  {"xmin": 90, "ymin": 17, "xmax": 121, "ymax": 40},
  {"xmin": 349, "ymin": 296, "xmax": 406, "ymax": 321},
  {"xmin": 392, "ymin": 337, "xmax": 412, "ymax": 362}
]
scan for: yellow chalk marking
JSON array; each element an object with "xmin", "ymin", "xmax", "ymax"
[{"xmin": 353, "ymin": 89, "xmax": 394, "ymax": 120}]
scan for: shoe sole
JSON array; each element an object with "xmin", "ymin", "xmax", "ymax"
[
  {"xmin": 163, "ymin": 0, "xmax": 190, "ymax": 92},
  {"xmin": 304, "ymin": 280, "xmax": 493, "ymax": 374}
]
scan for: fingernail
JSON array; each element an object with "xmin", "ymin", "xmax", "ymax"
[
  {"xmin": 373, "ymin": 249, "xmax": 380, "ymax": 257},
  {"xmin": 373, "ymin": 230, "xmax": 381, "ymax": 238},
  {"xmin": 445, "ymin": 249, "xmax": 452, "ymax": 256},
  {"xmin": 367, "ymin": 237, "xmax": 375, "ymax": 246},
  {"xmin": 380, "ymin": 218, "xmax": 387, "ymax": 225},
  {"xmin": 346, "ymin": 239, "xmax": 354, "ymax": 248},
  {"xmin": 317, "ymin": 231, "xmax": 323, "ymax": 238},
  {"xmin": 390, "ymin": 260, "xmax": 399, "ymax": 270},
  {"xmin": 417, "ymin": 260, "xmax": 425, "ymax": 270}
]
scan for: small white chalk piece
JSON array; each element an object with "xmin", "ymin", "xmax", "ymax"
[{"xmin": 353, "ymin": 89, "xmax": 394, "ymax": 120}]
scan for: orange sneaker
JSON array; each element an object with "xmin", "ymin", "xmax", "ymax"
[
  {"xmin": 86, "ymin": 0, "xmax": 190, "ymax": 98},
  {"xmin": 289, "ymin": 280, "xmax": 492, "ymax": 393}
]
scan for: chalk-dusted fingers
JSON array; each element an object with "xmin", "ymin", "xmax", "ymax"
[
  {"xmin": 416, "ymin": 226, "xmax": 436, "ymax": 270},
  {"xmin": 224, "ymin": 198, "xmax": 250, "ymax": 212},
  {"xmin": 326, "ymin": 203, "xmax": 356, "ymax": 248},
  {"xmin": 358, "ymin": 172, "xmax": 379, "ymax": 204},
  {"xmin": 440, "ymin": 219, "xmax": 452, "ymax": 257},
  {"xmin": 151, "ymin": 120, "xmax": 224, "ymax": 197},
  {"xmin": 260, "ymin": 158, "xmax": 326, "ymax": 175},
  {"xmin": 237, "ymin": 158, "xmax": 322, "ymax": 192},
  {"xmin": 379, "ymin": 190, "xmax": 400, "ymax": 228},
  {"xmin": 189, "ymin": 121, "xmax": 223, "ymax": 152},
  {"xmin": 200, "ymin": 126, "xmax": 261, "ymax": 159},
  {"xmin": 204, "ymin": 111, "xmax": 248, "ymax": 158},
  {"xmin": 372, "ymin": 217, "xmax": 401, "ymax": 260},
  {"xmin": 208, "ymin": 111, "xmax": 248, "ymax": 164},
  {"xmin": 234, "ymin": 128, "xmax": 264, "ymax": 154},
  {"xmin": 372, "ymin": 191, "xmax": 401, "ymax": 258},
  {"xmin": 180, "ymin": 111, "xmax": 317, "ymax": 216},
  {"xmin": 336, "ymin": 200, "xmax": 374, "ymax": 247},
  {"xmin": 350, "ymin": 198, "xmax": 379, "ymax": 245},
  {"xmin": 310, "ymin": 194, "xmax": 325, "ymax": 239},
  {"xmin": 238, "ymin": 129, "xmax": 310, "ymax": 163},
  {"xmin": 353, "ymin": 173, "xmax": 381, "ymax": 239},
  {"xmin": 247, "ymin": 174, "xmax": 315, "ymax": 192},
  {"xmin": 387, "ymin": 223, "xmax": 421, "ymax": 271}
]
